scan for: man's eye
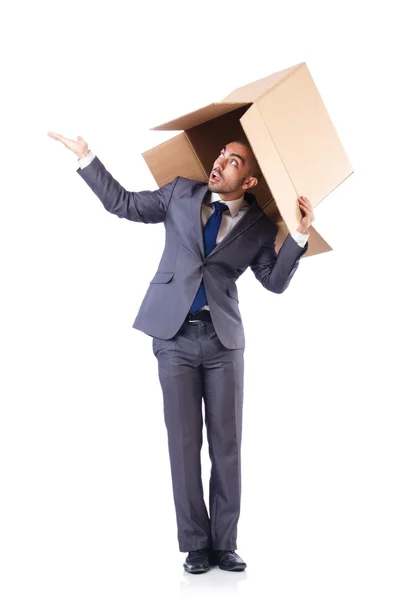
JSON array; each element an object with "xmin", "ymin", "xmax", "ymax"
[{"xmin": 231, "ymin": 159, "xmax": 238, "ymax": 165}]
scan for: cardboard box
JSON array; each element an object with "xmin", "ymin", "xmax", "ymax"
[{"xmin": 142, "ymin": 62, "xmax": 353, "ymax": 258}]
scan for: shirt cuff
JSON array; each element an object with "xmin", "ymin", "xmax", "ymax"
[
  {"xmin": 291, "ymin": 229, "xmax": 310, "ymax": 248},
  {"xmin": 77, "ymin": 150, "xmax": 96, "ymax": 169}
]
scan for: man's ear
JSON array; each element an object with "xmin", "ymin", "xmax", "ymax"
[{"xmin": 243, "ymin": 176, "xmax": 258, "ymax": 190}]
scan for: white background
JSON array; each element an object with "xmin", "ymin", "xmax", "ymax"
[{"xmin": 1, "ymin": 1, "xmax": 396, "ymax": 598}]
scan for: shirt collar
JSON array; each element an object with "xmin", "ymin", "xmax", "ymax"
[{"xmin": 208, "ymin": 192, "xmax": 246, "ymax": 218}]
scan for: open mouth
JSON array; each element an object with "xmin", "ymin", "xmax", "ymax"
[{"xmin": 210, "ymin": 171, "xmax": 222, "ymax": 182}]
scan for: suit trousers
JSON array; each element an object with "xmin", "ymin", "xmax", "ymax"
[{"xmin": 151, "ymin": 318, "xmax": 245, "ymax": 552}]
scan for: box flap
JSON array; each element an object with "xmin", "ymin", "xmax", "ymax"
[
  {"xmin": 221, "ymin": 62, "xmax": 304, "ymax": 103},
  {"xmin": 151, "ymin": 102, "xmax": 250, "ymax": 131},
  {"xmin": 275, "ymin": 222, "xmax": 332, "ymax": 257},
  {"xmin": 262, "ymin": 200, "xmax": 331, "ymax": 258},
  {"xmin": 257, "ymin": 63, "xmax": 353, "ymax": 208},
  {"xmin": 240, "ymin": 103, "xmax": 301, "ymax": 233},
  {"xmin": 142, "ymin": 133, "xmax": 207, "ymax": 187}
]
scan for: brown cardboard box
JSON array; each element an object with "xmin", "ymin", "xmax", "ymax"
[{"xmin": 142, "ymin": 62, "xmax": 353, "ymax": 258}]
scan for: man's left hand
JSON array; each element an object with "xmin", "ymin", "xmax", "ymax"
[{"xmin": 296, "ymin": 196, "xmax": 315, "ymax": 234}]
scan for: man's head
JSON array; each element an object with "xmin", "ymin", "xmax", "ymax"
[{"xmin": 208, "ymin": 140, "xmax": 262, "ymax": 200}]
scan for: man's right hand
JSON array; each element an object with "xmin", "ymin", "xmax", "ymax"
[{"xmin": 47, "ymin": 132, "xmax": 90, "ymax": 160}]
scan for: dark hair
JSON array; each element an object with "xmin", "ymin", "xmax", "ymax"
[{"xmin": 229, "ymin": 139, "xmax": 263, "ymax": 182}]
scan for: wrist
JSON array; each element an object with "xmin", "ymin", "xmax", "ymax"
[
  {"xmin": 77, "ymin": 149, "xmax": 90, "ymax": 160},
  {"xmin": 296, "ymin": 224, "xmax": 309, "ymax": 234}
]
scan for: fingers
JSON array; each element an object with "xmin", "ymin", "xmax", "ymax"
[
  {"xmin": 298, "ymin": 196, "xmax": 314, "ymax": 216},
  {"xmin": 298, "ymin": 195, "xmax": 312, "ymax": 207},
  {"xmin": 298, "ymin": 196, "xmax": 315, "ymax": 228},
  {"xmin": 47, "ymin": 131, "xmax": 65, "ymax": 142},
  {"xmin": 47, "ymin": 131, "xmax": 72, "ymax": 147},
  {"xmin": 48, "ymin": 131, "xmax": 84, "ymax": 145}
]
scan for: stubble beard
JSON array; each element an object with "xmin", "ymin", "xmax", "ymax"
[{"xmin": 208, "ymin": 176, "xmax": 246, "ymax": 195}]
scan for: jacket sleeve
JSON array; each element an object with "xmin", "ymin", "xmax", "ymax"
[
  {"xmin": 76, "ymin": 155, "xmax": 178, "ymax": 223},
  {"xmin": 250, "ymin": 223, "xmax": 308, "ymax": 294}
]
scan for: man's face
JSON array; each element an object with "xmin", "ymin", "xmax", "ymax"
[{"xmin": 208, "ymin": 142, "xmax": 258, "ymax": 199}]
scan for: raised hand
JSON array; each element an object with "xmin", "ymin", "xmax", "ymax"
[
  {"xmin": 47, "ymin": 132, "xmax": 90, "ymax": 160},
  {"xmin": 297, "ymin": 196, "xmax": 315, "ymax": 234}
]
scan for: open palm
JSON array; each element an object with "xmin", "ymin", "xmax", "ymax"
[{"xmin": 47, "ymin": 132, "xmax": 89, "ymax": 159}]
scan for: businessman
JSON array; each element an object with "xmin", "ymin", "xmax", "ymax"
[{"xmin": 48, "ymin": 131, "xmax": 314, "ymax": 574}]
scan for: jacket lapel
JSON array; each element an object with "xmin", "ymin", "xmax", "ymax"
[{"xmin": 190, "ymin": 183, "xmax": 208, "ymax": 259}]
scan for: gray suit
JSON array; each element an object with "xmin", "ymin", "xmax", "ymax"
[{"xmin": 77, "ymin": 155, "xmax": 308, "ymax": 551}]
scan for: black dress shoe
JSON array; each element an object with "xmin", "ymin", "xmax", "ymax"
[
  {"xmin": 183, "ymin": 548, "xmax": 211, "ymax": 574},
  {"xmin": 210, "ymin": 550, "xmax": 247, "ymax": 571}
]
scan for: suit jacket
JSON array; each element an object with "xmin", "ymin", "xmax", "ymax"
[{"xmin": 77, "ymin": 156, "xmax": 308, "ymax": 349}]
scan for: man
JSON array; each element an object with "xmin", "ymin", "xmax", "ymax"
[{"xmin": 48, "ymin": 131, "xmax": 315, "ymax": 574}]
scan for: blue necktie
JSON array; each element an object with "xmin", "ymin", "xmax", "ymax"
[{"xmin": 189, "ymin": 200, "xmax": 229, "ymax": 315}]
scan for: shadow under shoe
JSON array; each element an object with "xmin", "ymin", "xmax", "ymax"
[
  {"xmin": 209, "ymin": 550, "xmax": 247, "ymax": 571},
  {"xmin": 183, "ymin": 548, "xmax": 211, "ymax": 574}
]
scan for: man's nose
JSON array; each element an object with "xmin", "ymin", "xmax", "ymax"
[{"xmin": 214, "ymin": 157, "xmax": 226, "ymax": 170}]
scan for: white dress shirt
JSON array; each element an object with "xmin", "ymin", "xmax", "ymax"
[{"xmin": 78, "ymin": 151, "xmax": 309, "ymax": 311}]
